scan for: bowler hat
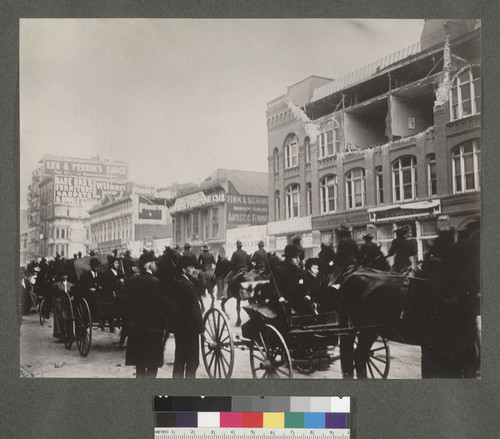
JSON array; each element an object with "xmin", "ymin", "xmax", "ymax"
[
  {"xmin": 202, "ymin": 244, "xmax": 209, "ymax": 251},
  {"xmin": 336, "ymin": 224, "xmax": 352, "ymax": 233},
  {"xmin": 363, "ymin": 233, "xmax": 373, "ymax": 241},
  {"xmin": 284, "ymin": 244, "xmax": 300, "ymax": 259},
  {"xmin": 258, "ymin": 240, "xmax": 265, "ymax": 247},
  {"xmin": 139, "ymin": 252, "xmax": 156, "ymax": 266},
  {"xmin": 236, "ymin": 240, "xmax": 242, "ymax": 247}
]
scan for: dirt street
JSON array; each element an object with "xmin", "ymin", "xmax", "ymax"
[{"xmin": 20, "ymin": 296, "xmax": 422, "ymax": 379}]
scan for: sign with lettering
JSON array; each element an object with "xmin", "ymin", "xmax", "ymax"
[
  {"xmin": 138, "ymin": 196, "xmax": 163, "ymax": 220},
  {"xmin": 267, "ymin": 216, "xmax": 312, "ymax": 236},
  {"xmin": 43, "ymin": 158, "xmax": 128, "ymax": 180},
  {"xmin": 170, "ymin": 191, "xmax": 225, "ymax": 213},
  {"xmin": 226, "ymin": 225, "xmax": 267, "ymax": 255},
  {"xmin": 227, "ymin": 195, "xmax": 269, "ymax": 226},
  {"xmin": 94, "ymin": 179, "xmax": 127, "ymax": 199},
  {"xmin": 368, "ymin": 200, "xmax": 441, "ymax": 223},
  {"xmin": 53, "ymin": 175, "xmax": 94, "ymax": 205}
]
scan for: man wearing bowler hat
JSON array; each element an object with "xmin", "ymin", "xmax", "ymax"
[
  {"xmin": 171, "ymin": 255, "xmax": 203, "ymax": 378},
  {"xmin": 125, "ymin": 252, "xmax": 164, "ymax": 378}
]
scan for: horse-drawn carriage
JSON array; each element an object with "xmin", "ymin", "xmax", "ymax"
[
  {"xmin": 58, "ymin": 255, "xmax": 128, "ymax": 357},
  {"xmin": 200, "ymin": 273, "xmax": 392, "ymax": 379}
]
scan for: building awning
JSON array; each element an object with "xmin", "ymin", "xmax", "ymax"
[{"xmin": 368, "ymin": 200, "xmax": 441, "ymax": 223}]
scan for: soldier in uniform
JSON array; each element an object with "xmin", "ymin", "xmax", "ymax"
[
  {"xmin": 387, "ymin": 227, "xmax": 417, "ymax": 273},
  {"xmin": 182, "ymin": 243, "xmax": 198, "ymax": 268},
  {"xmin": 250, "ymin": 240, "xmax": 267, "ymax": 271}
]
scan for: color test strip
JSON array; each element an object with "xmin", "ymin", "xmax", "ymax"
[
  {"xmin": 153, "ymin": 396, "xmax": 350, "ymax": 413},
  {"xmin": 156, "ymin": 412, "xmax": 348, "ymax": 429}
]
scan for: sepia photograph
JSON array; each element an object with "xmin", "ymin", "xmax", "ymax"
[{"xmin": 19, "ymin": 18, "xmax": 481, "ymax": 380}]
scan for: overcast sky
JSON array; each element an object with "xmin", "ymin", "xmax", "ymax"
[{"xmin": 20, "ymin": 18, "xmax": 425, "ymax": 208}]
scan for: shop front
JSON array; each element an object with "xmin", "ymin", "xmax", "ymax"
[{"xmin": 267, "ymin": 216, "xmax": 315, "ymax": 259}]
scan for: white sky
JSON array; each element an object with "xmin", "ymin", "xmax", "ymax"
[{"xmin": 20, "ymin": 18, "xmax": 425, "ymax": 208}]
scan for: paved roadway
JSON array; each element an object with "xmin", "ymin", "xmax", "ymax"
[{"xmin": 20, "ymin": 295, "xmax": 423, "ymax": 379}]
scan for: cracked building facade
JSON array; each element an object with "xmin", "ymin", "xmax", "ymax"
[{"xmin": 266, "ymin": 19, "xmax": 480, "ymax": 259}]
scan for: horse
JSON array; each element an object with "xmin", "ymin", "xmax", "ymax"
[{"xmin": 220, "ymin": 252, "xmax": 281, "ymax": 326}]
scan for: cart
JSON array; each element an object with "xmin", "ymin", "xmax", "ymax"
[{"xmin": 201, "ymin": 280, "xmax": 390, "ymax": 379}]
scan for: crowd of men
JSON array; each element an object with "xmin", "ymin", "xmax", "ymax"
[{"xmin": 20, "ymin": 215, "xmax": 480, "ymax": 379}]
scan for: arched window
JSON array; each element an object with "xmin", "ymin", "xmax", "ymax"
[
  {"xmin": 376, "ymin": 166, "xmax": 384, "ymax": 204},
  {"xmin": 452, "ymin": 140, "xmax": 481, "ymax": 193},
  {"xmin": 450, "ymin": 66, "xmax": 481, "ymax": 121},
  {"xmin": 275, "ymin": 191, "xmax": 281, "ymax": 221},
  {"xmin": 392, "ymin": 156, "xmax": 417, "ymax": 202},
  {"xmin": 284, "ymin": 134, "xmax": 299, "ymax": 169},
  {"xmin": 305, "ymin": 137, "xmax": 311, "ymax": 164},
  {"xmin": 320, "ymin": 175, "xmax": 338, "ymax": 213},
  {"xmin": 345, "ymin": 168, "xmax": 365, "ymax": 209},
  {"xmin": 273, "ymin": 148, "xmax": 279, "ymax": 173},
  {"xmin": 285, "ymin": 184, "xmax": 300, "ymax": 219},
  {"xmin": 427, "ymin": 153, "xmax": 437, "ymax": 196}
]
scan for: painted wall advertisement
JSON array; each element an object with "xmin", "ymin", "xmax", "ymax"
[
  {"xmin": 226, "ymin": 194, "xmax": 269, "ymax": 226},
  {"xmin": 225, "ymin": 225, "xmax": 268, "ymax": 255},
  {"xmin": 53, "ymin": 175, "xmax": 127, "ymax": 205},
  {"xmin": 43, "ymin": 157, "xmax": 128, "ymax": 180},
  {"xmin": 138, "ymin": 196, "xmax": 163, "ymax": 220}
]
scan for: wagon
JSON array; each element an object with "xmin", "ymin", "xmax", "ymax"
[
  {"xmin": 59, "ymin": 255, "xmax": 128, "ymax": 357},
  {"xmin": 201, "ymin": 280, "xmax": 390, "ymax": 379}
]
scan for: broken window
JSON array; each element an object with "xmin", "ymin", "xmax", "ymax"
[
  {"xmin": 285, "ymin": 184, "xmax": 300, "ymax": 219},
  {"xmin": 392, "ymin": 156, "xmax": 417, "ymax": 202},
  {"xmin": 452, "ymin": 140, "xmax": 481, "ymax": 193},
  {"xmin": 284, "ymin": 134, "xmax": 299, "ymax": 169},
  {"xmin": 320, "ymin": 175, "xmax": 338, "ymax": 214},
  {"xmin": 450, "ymin": 66, "xmax": 481, "ymax": 121},
  {"xmin": 345, "ymin": 168, "xmax": 365, "ymax": 210}
]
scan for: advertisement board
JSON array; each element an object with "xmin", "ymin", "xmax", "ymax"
[
  {"xmin": 226, "ymin": 193, "xmax": 269, "ymax": 225},
  {"xmin": 53, "ymin": 175, "xmax": 94, "ymax": 205},
  {"xmin": 43, "ymin": 157, "xmax": 128, "ymax": 180},
  {"xmin": 138, "ymin": 196, "xmax": 163, "ymax": 220}
]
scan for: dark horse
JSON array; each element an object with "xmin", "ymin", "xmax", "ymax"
[
  {"xmin": 221, "ymin": 252, "xmax": 282, "ymax": 326},
  {"xmin": 335, "ymin": 267, "xmax": 438, "ymax": 378}
]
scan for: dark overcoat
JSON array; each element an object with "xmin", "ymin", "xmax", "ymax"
[
  {"xmin": 171, "ymin": 275, "xmax": 203, "ymax": 336},
  {"xmin": 125, "ymin": 272, "xmax": 165, "ymax": 368}
]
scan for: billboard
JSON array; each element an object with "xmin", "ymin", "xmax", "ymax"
[
  {"xmin": 43, "ymin": 157, "xmax": 128, "ymax": 180},
  {"xmin": 53, "ymin": 175, "xmax": 94, "ymax": 205},
  {"xmin": 138, "ymin": 196, "xmax": 163, "ymax": 220},
  {"xmin": 226, "ymin": 194, "xmax": 269, "ymax": 225},
  {"xmin": 94, "ymin": 179, "xmax": 128, "ymax": 199}
]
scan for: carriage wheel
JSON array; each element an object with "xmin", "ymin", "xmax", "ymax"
[
  {"xmin": 354, "ymin": 335, "xmax": 390, "ymax": 379},
  {"xmin": 201, "ymin": 308, "xmax": 234, "ymax": 378},
  {"xmin": 39, "ymin": 299, "xmax": 46, "ymax": 326},
  {"xmin": 62, "ymin": 293, "xmax": 74, "ymax": 350},
  {"xmin": 250, "ymin": 324, "xmax": 293, "ymax": 379},
  {"xmin": 75, "ymin": 298, "xmax": 92, "ymax": 357}
]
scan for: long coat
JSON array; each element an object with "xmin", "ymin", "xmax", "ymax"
[
  {"xmin": 171, "ymin": 275, "xmax": 203, "ymax": 336},
  {"xmin": 125, "ymin": 272, "xmax": 165, "ymax": 368}
]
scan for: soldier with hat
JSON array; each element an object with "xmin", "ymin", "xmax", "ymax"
[
  {"xmin": 125, "ymin": 251, "xmax": 164, "ymax": 378},
  {"xmin": 171, "ymin": 255, "xmax": 204, "ymax": 378},
  {"xmin": 251, "ymin": 240, "xmax": 267, "ymax": 271},
  {"xmin": 387, "ymin": 226, "xmax": 417, "ymax": 273},
  {"xmin": 182, "ymin": 243, "xmax": 198, "ymax": 268}
]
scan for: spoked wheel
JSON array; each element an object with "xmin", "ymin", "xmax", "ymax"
[
  {"xmin": 354, "ymin": 335, "xmax": 390, "ymax": 379},
  {"xmin": 75, "ymin": 298, "xmax": 92, "ymax": 357},
  {"xmin": 202, "ymin": 308, "xmax": 234, "ymax": 378},
  {"xmin": 61, "ymin": 292, "xmax": 74, "ymax": 350},
  {"xmin": 250, "ymin": 324, "xmax": 293, "ymax": 379},
  {"xmin": 39, "ymin": 299, "xmax": 46, "ymax": 326}
]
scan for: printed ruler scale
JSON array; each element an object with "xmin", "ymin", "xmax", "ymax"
[{"xmin": 155, "ymin": 428, "xmax": 350, "ymax": 439}]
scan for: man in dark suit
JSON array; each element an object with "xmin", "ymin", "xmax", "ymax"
[
  {"xmin": 250, "ymin": 240, "xmax": 267, "ymax": 271},
  {"xmin": 125, "ymin": 252, "xmax": 164, "ymax": 378},
  {"xmin": 102, "ymin": 256, "xmax": 126, "ymax": 333},
  {"xmin": 182, "ymin": 243, "xmax": 198, "ymax": 268},
  {"xmin": 230, "ymin": 240, "xmax": 249, "ymax": 273},
  {"xmin": 171, "ymin": 255, "xmax": 204, "ymax": 378},
  {"xmin": 79, "ymin": 257, "xmax": 104, "ymax": 324}
]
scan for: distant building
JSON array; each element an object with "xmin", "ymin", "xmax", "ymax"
[
  {"xmin": 26, "ymin": 154, "xmax": 129, "ymax": 260},
  {"xmin": 267, "ymin": 19, "xmax": 480, "ymax": 258},
  {"xmin": 170, "ymin": 169, "xmax": 269, "ymax": 255},
  {"xmin": 88, "ymin": 184, "xmax": 172, "ymax": 255}
]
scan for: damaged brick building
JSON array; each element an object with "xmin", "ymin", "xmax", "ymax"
[{"xmin": 266, "ymin": 19, "xmax": 480, "ymax": 259}]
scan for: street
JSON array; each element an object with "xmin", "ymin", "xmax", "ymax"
[{"xmin": 20, "ymin": 295, "xmax": 423, "ymax": 379}]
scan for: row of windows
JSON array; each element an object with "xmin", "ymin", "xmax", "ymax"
[
  {"xmin": 275, "ymin": 141, "xmax": 480, "ymax": 220},
  {"xmin": 173, "ymin": 207, "xmax": 221, "ymax": 242}
]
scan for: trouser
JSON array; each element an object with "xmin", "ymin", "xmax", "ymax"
[
  {"xmin": 173, "ymin": 332, "xmax": 200, "ymax": 378},
  {"xmin": 136, "ymin": 365, "xmax": 158, "ymax": 378}
]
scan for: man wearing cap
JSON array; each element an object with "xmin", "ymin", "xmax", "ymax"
[
  {"xmin": 387, "ymin": 227, "xmax": 417, "ymax": 273},
  {"xmin": 171, "ymin": 255, "xmax": 204, "ymax": 378},
  {"xmin": 251, "ymin": 240, "xmax": 267, "ymax": 271},
  {"xmin": 230, "ymin": 240, "xmax": 250, "ymax": 273},
  {"xmin": 182, "ymin": 243, "xmax": 198, "ymax": 268},
  {"xmin": 125, "ymin": 252, "xmax": 164, "ymax": 378}
]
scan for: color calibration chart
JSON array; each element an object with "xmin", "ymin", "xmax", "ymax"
[{"xmin": 153, "ymin": 396, "xmax": 350, "ymax": 438}]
